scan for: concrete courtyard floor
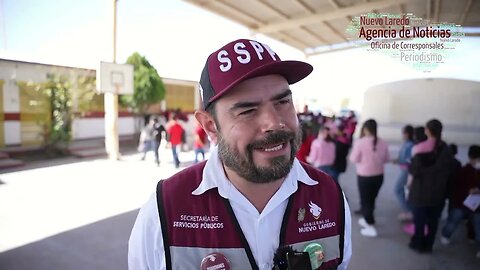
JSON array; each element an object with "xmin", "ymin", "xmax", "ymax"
[{"xmin": 0, "ymin": 144, "xmax": 478, "ymax": 269}]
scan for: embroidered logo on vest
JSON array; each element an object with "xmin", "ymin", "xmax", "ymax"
[
  {"xmin": 298, "ymin": 208, "xmax": 306, "ymax": 222},
  {"xmin": 299, "ymin": 201, "xmax": 336, "ymax": 234},
  {"xmin": 309, "ymin": 201, "xmax": 322, "ymax": 219}
]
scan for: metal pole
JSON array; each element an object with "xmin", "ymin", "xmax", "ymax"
[
  {"xmin": 105, "ymin": 0, "xmax": 120, "ymax": 160},
  {"xmin": 113, "ymin": 0, "xmax": 117, "ymax": 62}
]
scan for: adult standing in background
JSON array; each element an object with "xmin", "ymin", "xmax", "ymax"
[
  {"xmin": 344, "ymin": 111, "xmax": 357, "ymax": 146},
  {"xmin": 153, "ymin": 118, "xmax": 166, "ymax": 167},
  {"xmin": 193, "ymin": 122, "xmax": 207, "ymax": 163},
  {"xmin": 295, "ymin": 122, "xmax": 315, "ymax": 163},
  {"xmin": 413, "ymin": 126, "xmax": 427, "ymax": 144},
  {"xmin": 139, "ymin": 118, "xmax": 155, "ymax": 161},
  {"xmin": 167, "ymin": 115, "xmax": 184, "ymax": 168},
  {"xmin": 332, "ymin": 125, "xmax": 351, "ymax": 183},
  {"xmin": 349, "ymin": 119, "xmax": 390, "ymax": 237},
  {"xmin": 408, "ymin": 119, "xmax": 454, "ymax": 253}
]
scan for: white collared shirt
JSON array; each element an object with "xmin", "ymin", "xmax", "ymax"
[{"xmin": 128, "ymin": 147, "xmax": 352, "ymax": 270}]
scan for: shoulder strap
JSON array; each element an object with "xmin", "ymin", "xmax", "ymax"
[
  {"xmin": 222, "ymin": 198, "xmax": 259, "ymax": 270},
  {"xmin": 334, "ymin": 180, "xmax": 345, "ymax": 264},
  {"xmin": 279, "ymin": 194, "xmax": 295, "ymax": 246},
  {"xmin": 156, "ymin": 180, "xmax": 172, "ymax": 270}
]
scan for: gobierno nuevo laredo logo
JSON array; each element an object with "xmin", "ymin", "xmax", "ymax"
[{"xmin": 345, "ymin": 13, "xmax": 464, "ymax": 72}]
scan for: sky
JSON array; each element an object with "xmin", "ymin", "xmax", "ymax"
[{"xmin": 1, "ymin": 0, "xmax": 479, "ymax": 112}]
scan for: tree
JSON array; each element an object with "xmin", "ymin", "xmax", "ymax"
[
  {"xmin": 25, "ymin": 73, "xmax": 98, "ymax": 156},
  {"xmin": 121, "ymin": 52, "xmax": 165, "ymax": 113},
  {"xmin": 24, "ymin": 74, "xmax": 73, "ymax": 155}
]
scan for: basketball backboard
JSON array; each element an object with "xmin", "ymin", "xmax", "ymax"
[{"xmin": 96, "ymin": 61, "xmax": 134, "ymax": 94}]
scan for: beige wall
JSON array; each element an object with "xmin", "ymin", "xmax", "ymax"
[
  {"xmin": 361, "ymin": 78, "xmax": 480, "ymax": 145},
  {"xmin": 1, "ymin": 59, "xmax": 202, "ymax": 147},
  {"xmin": 0, "ymin": 60, "xmax": 135, "ymax": 145}
]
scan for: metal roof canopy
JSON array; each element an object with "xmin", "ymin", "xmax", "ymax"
[{"xmin": 183, "ymin": 0, "xmax": 480, "ymax": 56}]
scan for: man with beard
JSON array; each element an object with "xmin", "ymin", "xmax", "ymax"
[{"xmin": 128, "ymin": 39, "xmax": 352, "ymax": 270}]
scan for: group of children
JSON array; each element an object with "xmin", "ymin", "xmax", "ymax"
[
  {"xmin": 298, "ymin": 111, "xmax": 480, "ymax": 258},
  {"xmin": 138, "ymin": 112, "xmax": 208, "ymax": 168},
  {"xmin": 296, "ymin": 107, "xmax": 357, "ymax": 183},
  {"xmin": 393, "ymin": 122, "xmax": 480, "ymax": 258}
]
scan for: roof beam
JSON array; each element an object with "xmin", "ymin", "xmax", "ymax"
[
  {"xmin": 434, "ymin": 0, "xmax": 441, "ymax": 22},
  {"xmin": 255, "ymin": 0, "xmax": 412, "ymax": 33},
  {"xmin": 326, "ymin": 0, "xmax": 351, "ymax": 41},
  {"xmin": 205, "ymin": 0, "xmax": 308, "ymax": 50},
  {"xmin": 294, "ymin": 0, "xmax": 348, "ymax": 44},
  {"xmin": 427, "ymin": 0, "xmax": 431, "ymax": 20},
  {"xmin": 306, "ymin": 44, "xmax": 357, "ymax": 57},
  {"xmin": 256, "ymin": 0, "xmax": 326, "ymax": 47},
  {"xmin": 323, "ymin": 22, "xmax": 348, "ymax": 42},
  {"xmin": 294, "ymin": 0, "xmax": 315, "ymax": 14},
  {"xmin": 327, "ymin": 0, "xmax": 340, "ymax": 9},
  {"xmin": 399, "ymin": 3, "xmax": 405, "ymax": 15},
  {"xmin": 302, "ymin": 28, "xmax": 329, "ymax": 45},
  {"xmin": 459, "ymin": 0, "xmax": 473, "ymax": 25},
  {"xmin": 184, "ymin": 0, "xmax": 263, "ymax": 28},
  {"xmin": 272, "ymin": 33, "xmax": 311, "ymax": 51},
  {"xmin": 257, "ymin": 0, "xmax": 288, "ymax": 19},
  {"xmin": 277, "ymin": 0, "xmax": 329, "ymax": 47}
]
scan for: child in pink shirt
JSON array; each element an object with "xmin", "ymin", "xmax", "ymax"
[
  {"xmin": 349, "ymin": 134, "xmax": 389, "ymax": 177},
  {"xmin": 349, "ymin": 119, "xmax": 389, "ymax": 238},
  {"xmin": 412, "ymin": 138, "xmax": 436, "ymax": 156},
  {"xmin": 307, "ymin": 126, "xmax": 337, "ymax": 181}
]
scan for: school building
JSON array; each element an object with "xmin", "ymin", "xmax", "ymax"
[{"xmin": 0, "ymin": 59, "xmax": 199, "ymax": 150}]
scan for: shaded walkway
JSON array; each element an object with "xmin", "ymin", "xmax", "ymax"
[
  {"xmin": 0, "ymin": 210, "xmax": 137, "ymax": 270},
  {"xmin": 341, "ymin": 159, "xmax": 479, "ymax": 270}
]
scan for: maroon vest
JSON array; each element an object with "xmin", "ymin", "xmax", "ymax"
[{"xmin": 157, "ymin": 161, "xmax": 345, "ymax": 270}]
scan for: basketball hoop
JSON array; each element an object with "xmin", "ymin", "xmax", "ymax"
[
  {"xmin": 111, "ymin": 71, "xmax": 124, "ymax": 95},
  {"xmin": 113, "ymin": 84, "xmax": 121, "ymax": 95},
  {"xmin": 97, "ymin": 62, "xmax": 133, "ymax": 95}
]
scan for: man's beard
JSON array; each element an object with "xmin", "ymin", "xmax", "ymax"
[{"xmin": 217, "ymin": 129, "xmax": 302, "ymax": 184}]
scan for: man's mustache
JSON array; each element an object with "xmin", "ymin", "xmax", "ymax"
[{"xmin": 247, "ymin": 130, "xmax": 296, "ymax": 150}]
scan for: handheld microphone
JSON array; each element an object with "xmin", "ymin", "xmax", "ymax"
[{"xmin": 272, "ymin": 245, "xmax": 293, "ymax": 270}]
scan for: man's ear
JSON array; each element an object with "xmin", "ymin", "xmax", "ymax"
[{"xmin": 195, "ymin": 110, "xmax": 219, "ymax": 144}]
